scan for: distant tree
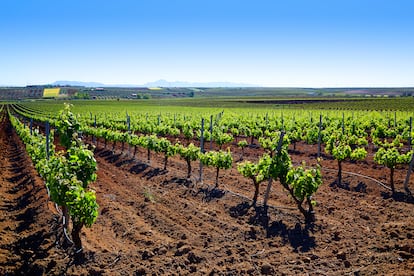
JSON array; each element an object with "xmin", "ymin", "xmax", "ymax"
[{"xmin": 73, "ymin": 92, "xmax": 90, "ymax": 99}]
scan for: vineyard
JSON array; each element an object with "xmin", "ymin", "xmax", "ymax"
[{"xmin": 1, "ymin": 98, "xmax": 414, "ymax": 275}]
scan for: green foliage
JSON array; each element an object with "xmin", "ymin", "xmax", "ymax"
[
  {"xmin": 177, "ymin": 143, "xmax": 200, "ymax": 162},
  {"xmin": 10, "ymin": 106, "xmax": 99, "ymax": 250},
  {"xmin": 259, "ymin": 132, "xmax": 290, "ymax": 154},
  {"xmin": 200, "ymin": 148, "xmax": 233, "ymax": 187},
  {"xmin": 158, "ymin": 137, "xmax": 177, "ymax": 157},
  {"xmin": 177, "ymin": 143, "xmax": 201, "ymax": 178},
  {"xmin": 213, "ymin": 131, "xmax": 233, "ymax": 149},
  {"xmin": 13, "ymin": 99, "xmax": 414, "ymax": 222},
  {"xmin": 237, "ymin": 161, "xmax": 257, "ymax": 179},
  {"xmin": 237, "ymin": 139, "xmax": 322, "ymax": 221},
  {"xmin": 237, "ymin": 139, "xmax": 248, "ymax": 149},
  {"xmin": 374, "ymin": 147, "xmax": 412, "ymax": 169},
  {"xmin": 325, "ymin": 133, "xmax": 367, "ymax": 162},
  {"xmin": 288, "ymin": 128, "xmax": 302, "ymax": 144},
  {"xmin": 373, "ymin": 136, "xmax": 412, "ymax": 193},
  {"xmin": 237, "ymin": 154, "xmax": 272, "ymax": 205},
  {"xmin": 302, "ymin": 126, "xmax": 319, "ymax": 144},
  {"xmin": 45, "ymin": 153, "xmax": 71, "ymax": 206},
  {"xmin": 145, "ymin": 134, "xmax": 160, "ymax": 151},
  {"xmin": 66, "ymin": 184, "xmax": 99, "ymax": 227},
  {"xmin": 72, "ymin": 92, "xmax": 90, "ymax": 100},
  {"xmin": 286, "ymin": 163, "xmax": 322, "ymax": 202},
  {"xmin": 350, "ymin": 147, "xmax": 368, "ymax": 160},
  {"xmin": 143, "ymin": 187, "xmax": 157, "ymax": 203},
  {"xmin": 55, "ymin": 103, "xmax": 81, "ymax": 148},
  {"xmin": 67, "ymin": 142, "xmax": 97, "ymax": 188},
  {"xmin": 183, "ymin": 124, "xmax": 194, "ymax": 140},
  {"xmin": 269, "ymin": 148, "xmax": 291, "ymax": 183},
  {"xmin": 200, "ymin": 149, "xmax": 233, "ymax": 170}
]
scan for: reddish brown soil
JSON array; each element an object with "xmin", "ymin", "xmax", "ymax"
[{"xmin": 1, "ymin": 118, "xmax": 414, "ymax": 275}]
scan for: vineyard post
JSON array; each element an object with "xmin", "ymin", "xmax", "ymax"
[
  {"xmin": 409, "ymin": 117, "xmax": 412, "ymax": 150},
  {"xmin": 263, "ymin": 131, "xmax": 285, "ymax": 207},
  {"xmin": 388, "ymin": 112, "xmax": 391, "ymax": 128},
  {"xmin": 406, "ymin": 116, "xmax": 413, "ymax": 187},
  {"xmin": 317, "ymin": 114, "xmax": 322, "ymax": 158},
  {"xmin": 199, "ymin": 118, "xmax": 205, "ymax": 183},
  {"xmin": 30, "ymin": 118, "xmax": 33, "ymax": 136},
  {"xmin": 127, "ymin": 115, "xmax": 131, "ymax": 155},
  {"xmin": 93, "ymin": 115, "xmax": 97, "ymax": 145},
  {"xmin": 404, "ymin": 152, "xmax": 414, "ymax": 196},
  {"xmin": 342, "ymin": 113, "xmax": 345, "ymax": 134},
  {"xmin": 394, "ymin": 112, "xmax": 397, "ymax": 128},
  {"xmin": 210, "ymin": 115, "xmax": 213, "ymax": 150},
  {"xmin": 45, "ymin": 121, "xmax": 50, "ymax": 160}
]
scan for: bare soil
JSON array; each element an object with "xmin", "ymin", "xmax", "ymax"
[{"xmin": 1, "ymin": 117, "xmax": 414, "ymax": 275}]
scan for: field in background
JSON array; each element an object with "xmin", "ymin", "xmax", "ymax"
[{"xmin": 20, "ymin": 96, "xmax": 414, "ymax": 112}]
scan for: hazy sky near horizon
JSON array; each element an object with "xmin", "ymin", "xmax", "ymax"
[{"xmin": 1, "ymin": 0, "xmax": 413, "ymax": 87}]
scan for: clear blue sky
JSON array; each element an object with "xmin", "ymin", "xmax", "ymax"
[{"xmin": 1, "ymin": 0, "xmax": 413, "ymax": 87}]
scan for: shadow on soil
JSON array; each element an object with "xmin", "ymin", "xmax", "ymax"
[
  {"xmin": 143, "ymin": 168, "xmax": 167, "ymax": 180},
  {"xmin": 162, "ymin": 177, "xmax": 193, "ymax": 188},
  {"xmin": 106, "ymin": 153, "xmax": 122, "ymax": 163},
  {"xmin": 115, "ymin": 158, "xmax": 135, "ymax": 168},
  {"xmin": 129, "ymin": 163, "xmax": 149, "ymax": 174},
  {"xmin": 7, "ymin": 174, "xmax": 32, "ymax": 194},
  {"xmin": 15, "ymin": 208, "xmax": 38, "ymax": 233},
  {"xmin": 330, "ymin": 180, "xmax": 369, "ymax": 193},
  {"xmin": 230, "ymin": 202, "xmax": 316, "ymax": 252},
  {"xmin": 96, "ymin": 149, "xmax": 112, "ymax": 157},
  {"xmin": 196, "ymin": 187, "xmax": 226, "ymax": 202},
  {"xmin": 381, "ymin": 191, "xmax": 414, "ymax": 204},
  {"xmin": 329, "ymin": 180, "xmax": 351, "ymax": 191},
  {"xmin": 11, "ymin": 190, "xmax": 32, "ymax": 211},
  {"xmin": 11, "ymin": 231, "xmax": 55, "ymax": 276},
  {"xmin": 162, "ymin": 177, "xmax": 226, "ymax": 202}
]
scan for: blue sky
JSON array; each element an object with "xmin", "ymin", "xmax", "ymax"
[{"xmin": 1, "ymin": 0, "xmax": 413, "ymax": 87}]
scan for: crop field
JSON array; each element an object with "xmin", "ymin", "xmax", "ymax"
[{"xmin": 1, "ymin": 97, "xmax": 414, "ymax": 275}]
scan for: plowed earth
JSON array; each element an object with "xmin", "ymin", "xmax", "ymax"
[{"xmin": 1, "ymin": 116, "xmax": 414, "ymax": 275}]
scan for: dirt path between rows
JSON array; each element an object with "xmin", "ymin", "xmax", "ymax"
[{"xmin": 1, "ymin": 115, "xmax": 414, "ymax": 275}]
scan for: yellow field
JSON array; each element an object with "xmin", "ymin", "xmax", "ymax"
[{"xmin": 43, "ymin": 88, "xmax": 60, "ymax": 97}]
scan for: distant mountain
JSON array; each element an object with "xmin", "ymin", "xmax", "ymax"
[
  {"xmin": 51, "ymin": 80, "xmax": 258, "ymax": 88},
  {"xmin": 52, "ymin": 81, "xmax": 106, "ymax": 87},
  {"xmin": 143, "ymin": 79, "xmax": 257, "ymax": 87}
]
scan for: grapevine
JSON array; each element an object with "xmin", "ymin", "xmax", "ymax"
[{"xmin": 200, "ymin": 149, "xmax": 233, "ymax": 188}]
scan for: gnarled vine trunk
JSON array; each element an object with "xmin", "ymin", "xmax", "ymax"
[
  {"xmin": 337, "ymin": 160, "xmax": 342, "ymax": 187},
  {"xmin": 71, "ymin": 222, "xmax": 84, "ymax": 252},
  {"xmin": 390, "ymin": 167, "xmax": 395, "ymax": 194},
  {"xmin": 186, "ymin": 159, "xmax": 192, "ymax": 179}
]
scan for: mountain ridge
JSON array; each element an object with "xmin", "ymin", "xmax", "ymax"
[{"xmin": 51, "ymin": 80, "xmax": 258, "ymax": 87}]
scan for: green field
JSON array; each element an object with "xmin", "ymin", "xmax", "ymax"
[{"xmin": 18, "ymin": 95, "xmax": 414, "ymax": 113}]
